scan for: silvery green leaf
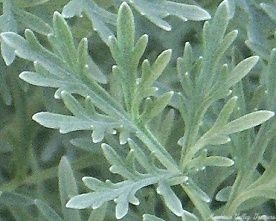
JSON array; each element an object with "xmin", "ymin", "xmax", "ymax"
[
  {"xmin": 62, "ymin": 0, "xmax": 84, "ymax": 17},
  {"xmin": 206, "ymin": 134, "xmax": 231, "ymax": 145},
  {"xmin": 132, "ymin": 34, "xmax": 148, "ymax": 66},
  {"xmin": 67, "ymin": 176, "xmax": 161, "ymax": 219},
  {"xmin": 52, "ymin": 12, "xmax": 78, "ymax": 69},
  {"xmin": 128, "ymin": 139, "xmax": 154, "ymax": 173},
  {"xmin": 58, "ymin": 156, "xmax": 81, "ymax": 221},
  {"xmin": 189, "ymin": 156, "xmax": 234, "ymax": 170},
  {"xmin": 157, "ymin": 181, "xmax": 184, "ymax": 216},
  {"xmin": 143, "ymin": 214, "xmax": 166, "ymax": 221},
  {"xmin": 141, "ymin": 49, "xmax": 172, "ymax": 88},
  {"xmin": 1, "ymin": 42, "xmax": 16, "ymax": 66},
  {"xmin": 0, "ymin": 71, "xmax": 12, "ymax": 105},
  {"xmin": 102, "ymin": 143, "xmax": 136, "ymax": 179},
  {"xmin": 265, "ymin": 48, "xmax": 276, "ymax": 110},
  {"xmin": 62, "ymin": 0, "xmax": 116, "ymax": 44},
  {"xmin": 141, "ymin": 91, "xmax": 174, "ymax": 122},
  {"xmin": 34, "ymin": 199, "xmax": 63, "ymax": 221},
  {"xmin": 129, "ymin": 0, "xmax": 210, "ymax": 31},
  {"xmin": 117, "ymin": 2, "xmax": 134, "ymax": 53},
  {"xmin": 224, "ymin": 56, "xmax": 259, "ymax": 89},
  {"xmin": 260, "ymin": 3, "xmax": 276, "ymax": 21},
  {"xmin": 186, "ymin": 179, "xmax": 211, "ymax": 203},
  {"xmin": 33, "ymin": 111, "xmax": 119, "ymax": 143},
  {"xmin": 88, "ymin": 202, "xmax": 107, "ymax": 221},
  {"xmin": 221, "ymin": 111, "xmax": 274, "ymax": 135},
  {"xmin": 70, "ymin": 137, "xmax": 100, "ymax": 152},
  {"xmin": 15, "ymin": 0, "xmax": 50, "ymax": 7},
  {"xmin": 0, "ymin": 191, "xmax": 33, "ymax": 207},
  {"xmin": 215, "ymin": 186, "xmax": 232, "ymax": 202},
  {"xmin": 13, "ymin": 8, "xmax": 52, "ymax": 35},
  {"xmin": 182, "ymin": 210, "xmax": 199, "ymax": 221},
  {"xmin": 213, "ymin": 96, "xmax": 238, "ymax": 128}
]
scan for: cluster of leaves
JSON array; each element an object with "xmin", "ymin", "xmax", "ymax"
[{"xmin": 0, "ymin": 0, "xmax": 275, "ymax": 221}]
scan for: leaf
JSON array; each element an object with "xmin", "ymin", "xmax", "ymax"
[
  {"xmin": 87, "ymin": 202, "xmax": 107, "ymax": 221},
  {"xmin": 1, "ymin": 42, "xmax": 16, "ymax": 66},
  {"xmin": 0, "ymin": 191, "xmax": 33, "ymax": 207},
  {"xmin": 129, "ymin": 0, "xmax": 210, "ymax": 31},
  {"xmin": 185, "ymin": 179, "xmax": 211, "ymax": 203},
  {"xmin": 0, "ymin": 71, "xmax": 12, "ymax": 105},
  {"xmin": 141, "ymin": 91, "xmax": 174, "ymax": 122},
  {"xmin": 0, "ymin": 0, "xmax": 17, "ymax": 65},
  {"xmin": 117, "ymin": 2, "xmax": 134, "ymax": 52},
  {"xmin": 260, "ymin": 3, "xmax": 276, "ymax": 21},
  {"xmin": 157, "ymin": 181, "xmax": 184, "ymax": 216},
  {"xmin": 182, "ymin": 210, "xmax": 199, "ymax": 221},
  {"xmin": 58, "ymin": 156, "xmax": 81, "ymax": 221},
  {"xmin": 32, "ymin": 112, "xmax": 93, "ymax": 133},
  {"xmin": 70, "ymin": 137, "xmax": 100, "ymax": 152},
  {"xmin": 62, "ymin": 0, "xmax": 116, "ymax": 44},
  {"xmin": 62, "ymin": 0, "xmax": 84, "ymax": 17},
  {"xmin": 189, "ymin": 156, "xmax": 234, "ymax": 170},
  {"xmin": 109, "ymin": 2, "xmax": 138, "ymax": 112},
  {"xmin": 265, "ymin": 48, "xmax": 276, "ymax": 110},
  {"xmin": 221, "ymin": 111, "xmax": 274, "ymax": 135},
  {"xmin": 13, "ymin": 8, "xmax": 52, "ymax": 35},
  {"xmin": 15, "ymin": 0, "xmax": 50, "ymax": 8},
  {"xmin": 143, "ymin": 214, "xmax": 166, "ymax": 221},
  {"xmin": 224, "ymin": 56, "xmax": 259, "ymax": 89},
  {"xmin": 102, "ymin": 143, "xmax": 136, "ymax": 179},
  {"xmin": 67, "ymin": 176, "xmax": 161, "ymax": 219},
  {"xmin": 34, "ymin": 199, "xmax": 63, "ymax": 221},
  {"xmin": 141, "ymin": 49, "xmax": 172, "ymax": 88},
  {"xmin": 213, "ymin": 96, "xmax": 238, "ymax": 128},
  {"xmin": 215, "ymin": 186, "xmax": 232, "ymax": 202},
  {"xmin": 128, "ymin": 139, "xmax": 154, "ymax": 173},
  {"xmin": 132, "ymin": 34, "xmax": 148, "ymax": 66},
  {"xmin": 52, "ymin": 12, "xmax": 78, "ymax": 69},
  {"xmin": 205, "ymin": 134, "xmax": 231, "ymax": 146}
]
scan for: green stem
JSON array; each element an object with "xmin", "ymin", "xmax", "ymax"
[
  {"xmin": 222, "ymin": 172, "xmax": 243, "ymax": 216},
  {"xmin": 136, "ymin": 124, "xmax": 181, "ymax": 173}
]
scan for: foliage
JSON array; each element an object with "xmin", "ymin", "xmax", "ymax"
[{"xmin": 0, "ymin": 0, "xmax": 275, "ymax": 220}]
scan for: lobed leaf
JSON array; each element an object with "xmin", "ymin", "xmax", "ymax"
[
  {"xmin": 129, "ymin": 0, "xmax": 210, "ymax": 31},
  {"xmin": 62, "ymin": 0, "xmax": 116, "ymax": 44},
  {"xmin": 67, "ymin": 176, "xmax": 162, "ymax": 219}
]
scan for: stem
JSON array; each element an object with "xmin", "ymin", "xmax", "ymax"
[
  {"xmin": 136, "ymin": 124, "xmax": 181, "ymax": 173},
  {"xmin": 222, "ymin": 172, "xmax": 243, "ymax": 216}
]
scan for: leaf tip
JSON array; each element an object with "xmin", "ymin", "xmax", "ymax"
[
  {"xmin": 53, "ymin": 11, "xmax": 63, "ymax": 19},
  {"xmin": 32, "ymin": 112, "xmax": 43, "ymax": 124}
]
